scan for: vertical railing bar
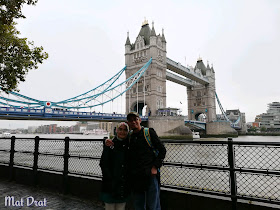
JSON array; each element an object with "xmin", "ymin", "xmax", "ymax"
[
  {"xmin": 63, "ymin": 136, "xmax": 70, "ymax": 194},
  {"xmin": 33, "ymin": 136, "xmax": 40, "ymax": 186},
  {"xmin": 228, "ymin": 137, "xmax": 237, "ymax": 210},
  {"xmin": 9, "ymin": 136, "xmax": 16, "ymax": 181}
]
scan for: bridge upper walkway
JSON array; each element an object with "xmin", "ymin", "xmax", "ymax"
[{"xmin": 166, "ymin": 57, "xmax": 210, "ymax": 85}]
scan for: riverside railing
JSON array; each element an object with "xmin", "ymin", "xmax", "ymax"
[{"xmin": 0, "ymin": 136, "xmax": 279, "ymax": 210}]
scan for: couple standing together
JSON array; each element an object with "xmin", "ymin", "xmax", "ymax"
[{"xmin": 100, "ymin": 111, "xmax": 166, "ymax": 210}]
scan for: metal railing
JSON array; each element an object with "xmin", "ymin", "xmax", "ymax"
[{"xmin": 0, "ymin": 136, "xmax": 280, "ymax": 209}]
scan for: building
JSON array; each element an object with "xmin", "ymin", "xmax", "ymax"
[
  {"xmin": 100, "ymin": 122, "xmax": 112, "ymax": 134},
  {"xmin": 260, "ymin": 102, "xmax": 280, "ymax": 131}
]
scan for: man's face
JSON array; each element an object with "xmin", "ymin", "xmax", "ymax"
[{"xmin": 127, "ymin": 115, "xmax": 142, "ymax": 131}]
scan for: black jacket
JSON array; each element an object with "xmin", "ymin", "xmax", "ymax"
[
  {"xmin": 128, "ymin": 127, "xmax": 166, "ymax": 192},
  {"xmin": 99, "ymin": 137, "xmax": 129, "ymax": 199}
]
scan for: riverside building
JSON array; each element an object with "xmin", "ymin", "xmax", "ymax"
[{"xmin": 260, "ymin": 102, "xmax": 280, "ymax": 131}]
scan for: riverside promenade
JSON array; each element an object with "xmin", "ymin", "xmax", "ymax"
[{"xmin": 0, "ymin": 179, "xmax": 104, "ymax": 210}]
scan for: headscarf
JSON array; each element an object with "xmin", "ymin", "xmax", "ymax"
[{"xmin": 116, "ymin": 122, "xmax": 129, "ymax": 141}]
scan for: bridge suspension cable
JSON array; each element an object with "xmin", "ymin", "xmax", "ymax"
[
  {"xmin": 215, "ymin": 91, "xmax": 240, "ymax": 126},
  {"xmin": 0, "ymin": 58, "xmax": 152, "ymax": 112}
]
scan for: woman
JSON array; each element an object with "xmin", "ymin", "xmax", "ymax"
[{"xmin": 100, "ymin": 122, "xmax": 130, "ymax": 210}]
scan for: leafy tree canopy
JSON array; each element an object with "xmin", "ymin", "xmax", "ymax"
[{"xmin": 0, "ymin": 0, "xmax": 48, "ymax": 93}]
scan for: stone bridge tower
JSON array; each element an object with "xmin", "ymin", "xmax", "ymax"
[
  {"xmin": 125, "ymin": 20, "xmax": 167, "ymax": 116},
  {"xmin": 187, "ymin": 58, "xmax": 216, "ymax": 122}
]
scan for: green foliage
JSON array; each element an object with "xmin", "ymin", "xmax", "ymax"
[
  {"xmin": 260, "ymin": 126, "xmax": 267, "ymax": 132},
  {"xmin": 0, "ymin": 0, "xmax": 48, "ymax": 93},
  {"xmin": 247, "ymin": 127, "xmax": 257, "ymax": 132}
]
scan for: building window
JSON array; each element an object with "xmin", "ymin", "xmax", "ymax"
[
  {"xmin": 141, "ymin": 42, "xmax": 143, "ymax": 48},
  {"xmin": 137, "ymin": 43, "xmax": 139, "ymax": 49},
  {"xmin": 194, "ymin": 103, "xmax": 196, "ymax": 106},
  {"xmin": 157, "ymin": 70, "xmax": 162, "ymax": 77}
]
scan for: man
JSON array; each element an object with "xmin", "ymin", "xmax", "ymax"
[
  {"xmin": 105, "ymin": 111, "xmax": 166, "ymax": 210},
  {"xmin": 126, "ymin": 111, "xmax": 166, "ymax": 210}
]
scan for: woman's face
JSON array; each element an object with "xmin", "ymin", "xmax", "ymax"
[{"xmin": 117, "ymin": 124, "xmax": 128, "ymax": 139}]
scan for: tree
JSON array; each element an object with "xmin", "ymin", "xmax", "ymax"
[
  {"xmin": 0, "ymin": 0, "xmax": 48, "ymax": 93},
  {"xmin": 260, "ymin": 126, "xmax": 267, "ymax": 132}
]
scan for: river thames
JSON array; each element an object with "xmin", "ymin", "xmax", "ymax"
[{"xmin": 7, "ymin": 133, "xmax": 280, "ymax": 142}]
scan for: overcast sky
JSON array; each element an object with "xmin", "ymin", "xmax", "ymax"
[{"xmin": 1, "ymin": 0, "xmax": 280, "ymax": 129}]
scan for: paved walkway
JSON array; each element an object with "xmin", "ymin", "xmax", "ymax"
[{"xmin": 0, "ymin": 179, "xmax": 104, "ymax": 210}]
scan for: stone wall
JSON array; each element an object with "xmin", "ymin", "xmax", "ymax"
[
  {"xmin": 206, "ymin": 121, "xmax": 238, "ymax": 136},
  {"xmin": 148, "ymin": 116, "xmax": 191, "ymax": 137}
]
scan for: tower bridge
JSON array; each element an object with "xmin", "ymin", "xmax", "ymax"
[{"xmin": 0, "ymin": 20, "xmax": 242, "ymax": 136}]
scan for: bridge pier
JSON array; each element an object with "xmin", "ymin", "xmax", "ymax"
[
  {"xmin": 206, "ymin": 121, "xmax": 238, "ymax": 137},
  {"xmin": 148, "ymin": 116, "xmax": 192, "ymax": 138}
]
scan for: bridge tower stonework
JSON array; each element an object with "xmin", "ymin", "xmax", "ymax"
[
  {"xmin": 125, "ymin": 20, "xmax": 167, "ymax": 116},
  {"xmin": 187, "ymin": 58, "xmax": 216, "ymax": 122}
]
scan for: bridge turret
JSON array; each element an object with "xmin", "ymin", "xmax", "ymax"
[
  {"xmin": 206, "ymin": 61, "xmax": 211, "ymax": 76},
  {"xmin": 125, "ymin": 32, "xmax": 131, "ymax": 65},
  {"xmin": 187, "ymin": 57, "xmax": 216, "ymax": 122},
  {"xmin": 150, "ymin": 21, "xmax": 157, "ymax": 45},
  {"xmin": 125, "ymin": 20, "xmax": 167, "ymax": 116},
  {"xmin": 161, "ymin": 28, "xmax": 167, "ymax": 50}
]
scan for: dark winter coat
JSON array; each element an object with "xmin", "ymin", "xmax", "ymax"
[
  {"xmin": 99, "ymin": 137, "xmax": 129, "ymax": 202},
  {"xmin": 128, "ymin": 127, "xmax": 166, "ymax": 192}
]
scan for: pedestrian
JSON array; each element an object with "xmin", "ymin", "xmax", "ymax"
[
  {"xmin": 100, "ymin": 122, "xmax": 130, "ymax": 210},
  {"xmin": 126, "ymin": 111, "xmax": 166, "ymax": 210}
]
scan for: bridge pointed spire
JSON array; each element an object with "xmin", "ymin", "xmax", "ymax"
[
  {"xmin": 151, "ymin": 21, "xmax": 156, "ymax": 36},
  {"xmin": 162, "ymin": 28, "xmax": 166, "ymax": 43},
  {"xmin": 125, "ymin": 31, "xmax": 131, "ymax": 45}
]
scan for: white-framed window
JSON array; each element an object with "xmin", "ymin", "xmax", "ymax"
[
  {"xmin": 157, "ymin": 98, "xmax": 163, "ymax": 109},
  {"xmin": 157, "ymin": 86, "xmax": 163, "ymax": 93},
  {"xmin": 157, "ymin": 70, "xmax": 162, "ymax": 77}
]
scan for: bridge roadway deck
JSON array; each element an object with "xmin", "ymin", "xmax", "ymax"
[{"xmin": 0, "ymin": 179, "xmax": 103, "ymax": 210}]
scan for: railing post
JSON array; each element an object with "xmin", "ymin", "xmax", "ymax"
[
  {"xmin": 9, "ymin": 136, "xmax": 16, "ymax": 181},
  {"xmin": 33, "ymin": 136, "xmax": 40, "ymax": 186},
  {"xmin": 63, "ymin": 137, "xmax": 70, "ymax": 194},
  {"xmin": 228, "ymin": 137, "xmax": 237, "ymax": 210}
]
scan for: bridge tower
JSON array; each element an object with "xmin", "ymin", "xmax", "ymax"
[
  {"xmin": 125, "ymin": 20, "xmax": 167, "ymax": 116},
  {"xmin": 187, "ymin": 58, "xmax": 216, "ymax": 122}
]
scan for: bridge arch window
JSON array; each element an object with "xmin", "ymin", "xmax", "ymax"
[
  {"xmin": 157, "ymin": 98, "xmax": 163, "ymax": 109},
  {"xmin": 157, "ymin": 70, "xmax": 162, "ymax": 77}
]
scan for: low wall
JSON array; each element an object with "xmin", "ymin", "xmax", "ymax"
[
  {"xmin": 148, "ymin": 116, "xmax": 186, "ymax": 137},
  {"xmin": 0, "ymin": 164, "xmax": 278, "ymax": 210},
  {"xmin": 206, "ymin": 121, "xmax": 238, "ymax": 136}
]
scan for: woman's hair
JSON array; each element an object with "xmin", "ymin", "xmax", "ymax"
[{"xmin": 117, "ymin": 122, "xmax": 129, "ymax": 132}]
